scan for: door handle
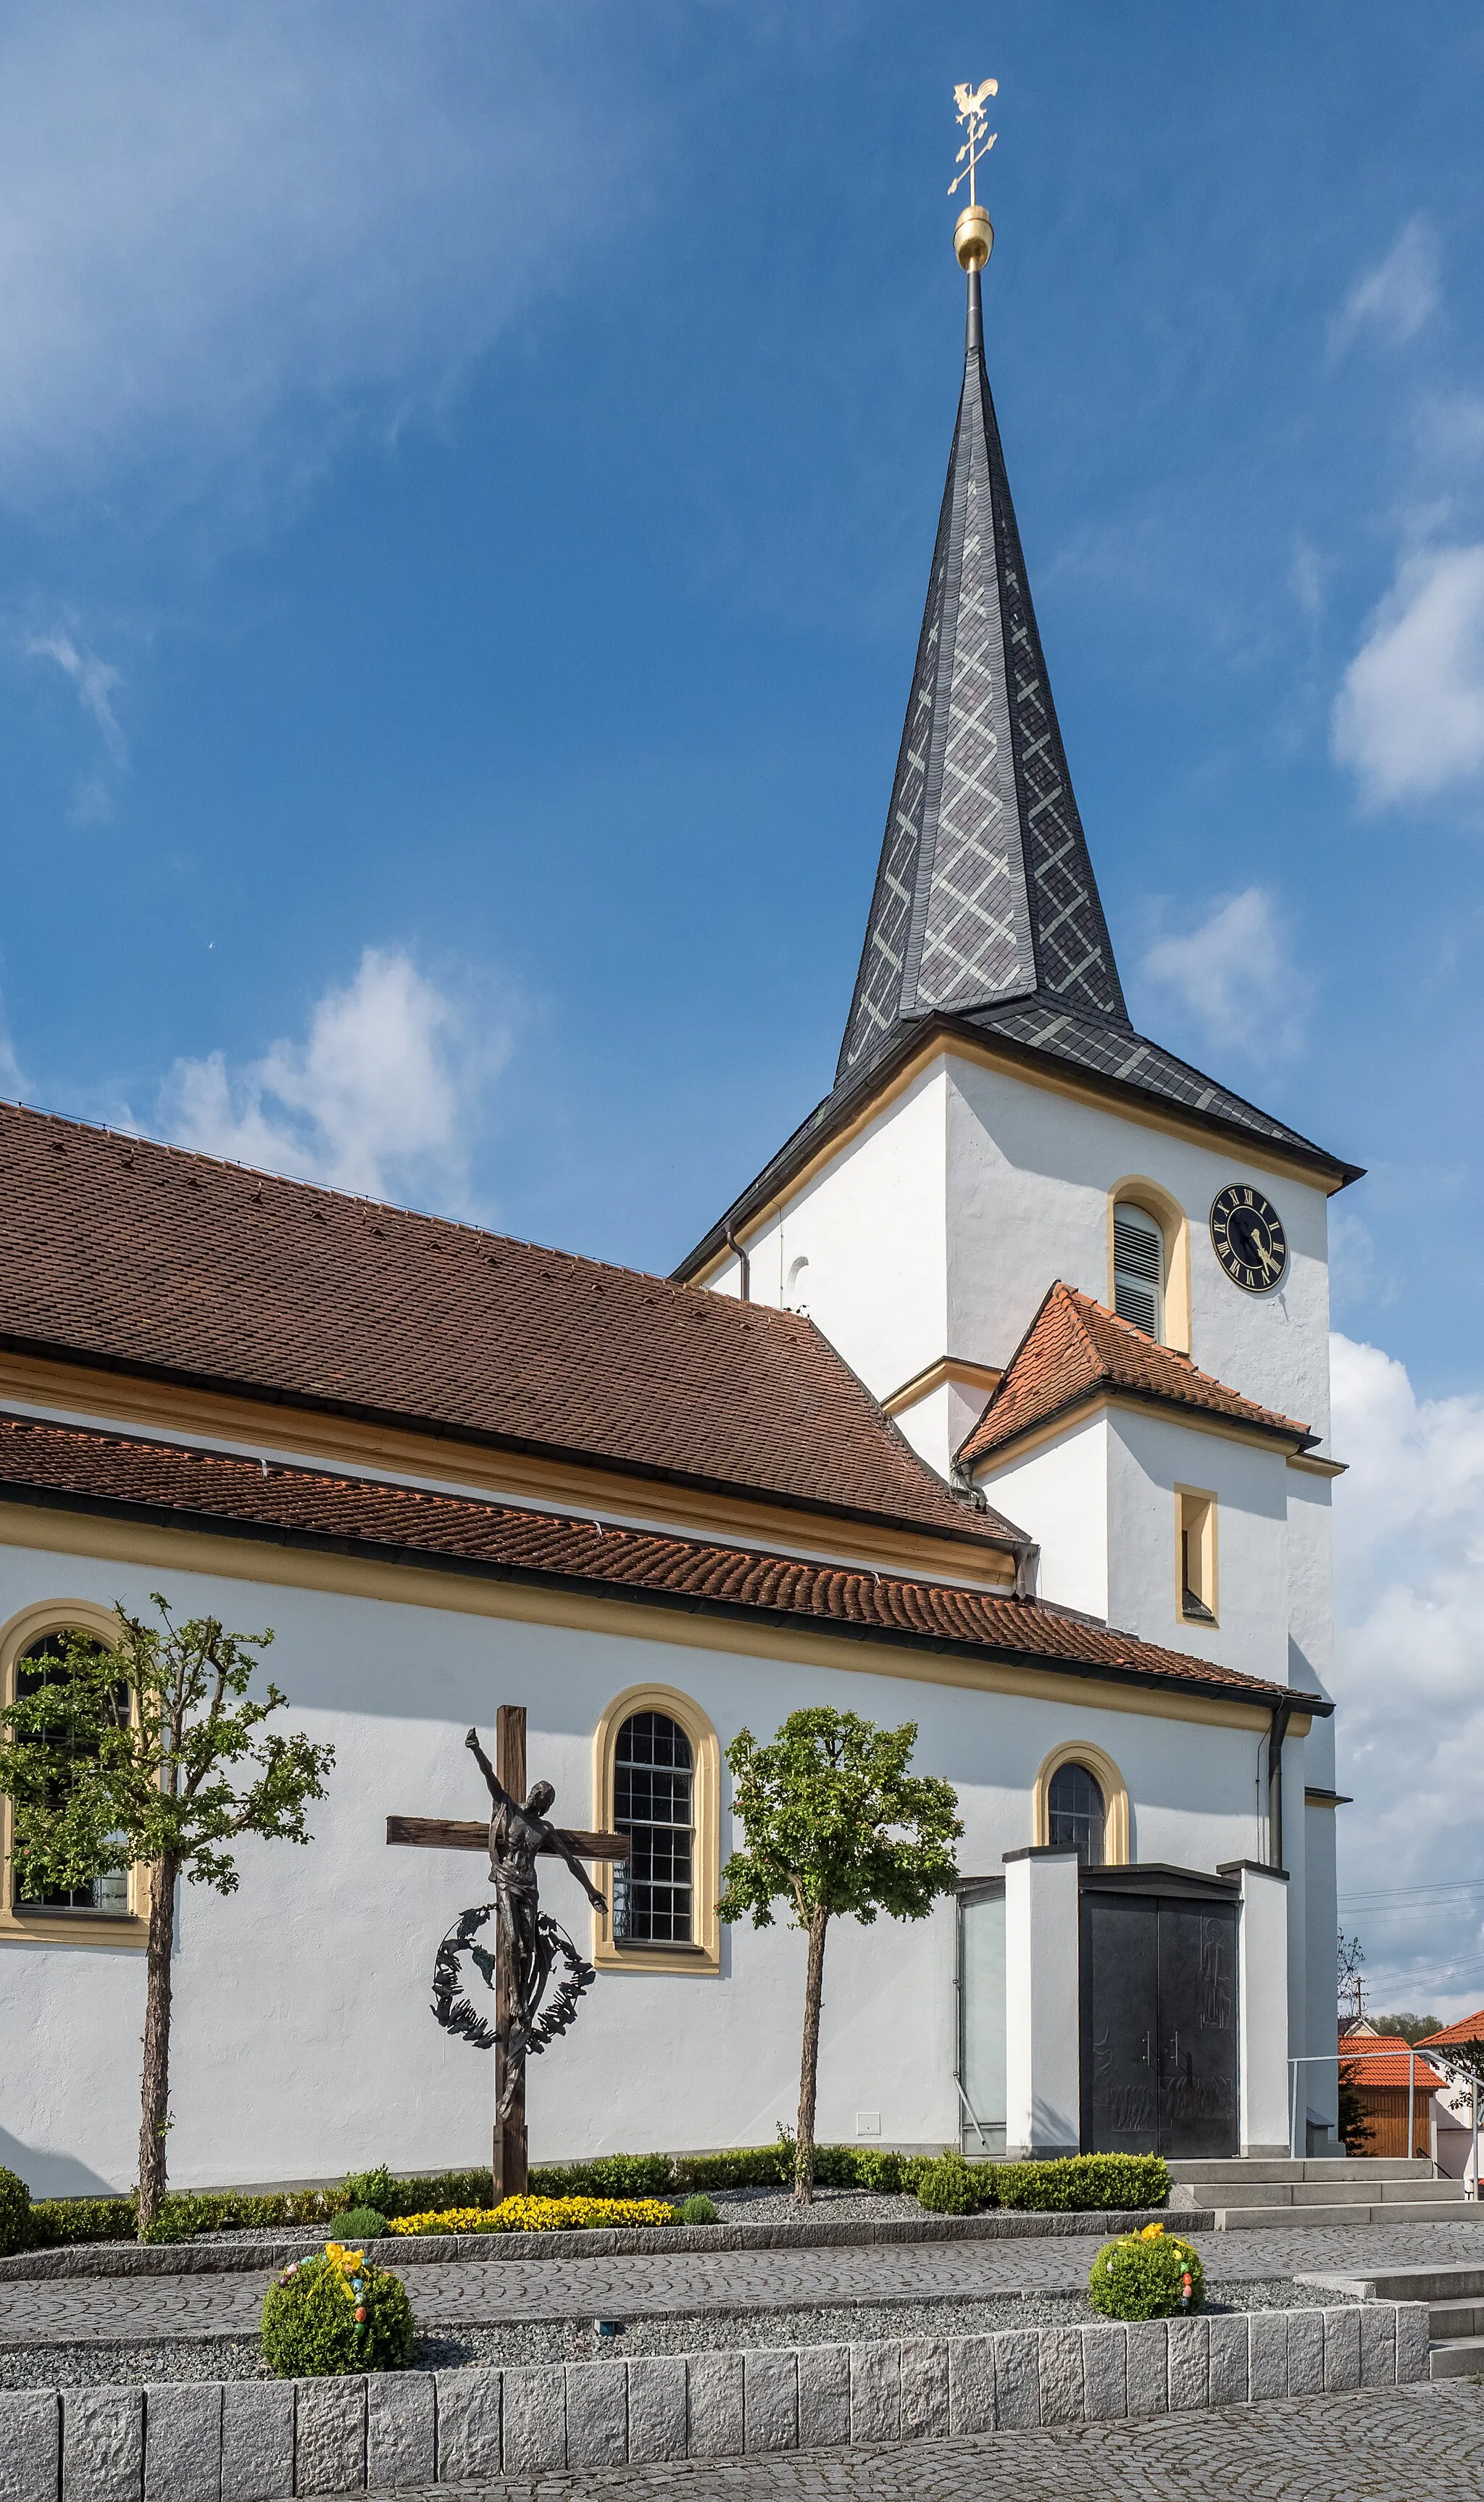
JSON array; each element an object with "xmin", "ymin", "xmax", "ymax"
[{"xmin": 1141, "ymin": 2033, "xmax": 1152, "ymax": 2066}]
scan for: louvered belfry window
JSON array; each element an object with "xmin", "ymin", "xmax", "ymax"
[
  {"xmin": 1113, "ymin": 1204, "xmax": 1164, "ymax": 1340},
  {"xmin": 613, "ymin": 1711, "xmax": 693, "ymax": 1945}
]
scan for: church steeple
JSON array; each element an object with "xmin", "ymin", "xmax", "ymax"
[{"xmin": 838, "ymin": 181, "xmax": 1126, "ymax": 1084}]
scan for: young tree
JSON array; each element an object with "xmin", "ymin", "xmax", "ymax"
[
  {"xmin": 0, "ymin": 1595, "xmax": 334, "ymax": 2235},
  {"xmin": 717, "ymin": 1707, "xmax": 962, "ymax": 2204}
]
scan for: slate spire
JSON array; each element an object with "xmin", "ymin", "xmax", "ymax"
[{"xmin": 837, "ymin": 249, "xmax": 1127, "ymax": 1084}]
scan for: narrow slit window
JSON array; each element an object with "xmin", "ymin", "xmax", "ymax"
[
  {"xmin": 1113, "ymin": 1204, "xmax": 1165, "ymax": 1340},
  {"xmin": 612, "ymin": 1710, "xmax": 693, "ymax": 1945},
  {"xmin": 1180, "ymin": 1490, "xmax": 1217, "ymax": 1623}
]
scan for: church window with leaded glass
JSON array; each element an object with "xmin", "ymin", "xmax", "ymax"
[{"xmin": 1047, "ymin": 1760, "xmax": 1106, "ymax": 1866}]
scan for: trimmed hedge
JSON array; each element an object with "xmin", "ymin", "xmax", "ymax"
[
  {"xmin": 17, "ymin": 2147, "xmax": 1169, "ymax": 2249},
  {"xmin": 0, "ymin": 2167, "xmax": 31, "ymax": 2258},
  {"xmin": 261, "ymin": 2246, "xmax": 414, "ymax": 2377}
]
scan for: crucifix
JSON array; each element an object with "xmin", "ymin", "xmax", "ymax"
[{"xmin": 386, "ymin": 1704, "xmax": 630, "ymax": 2199}]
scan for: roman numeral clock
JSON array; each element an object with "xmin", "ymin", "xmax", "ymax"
[{"xmin": 1209, "ymin": 1184, "xmax": 1288, "ymax": 1293}]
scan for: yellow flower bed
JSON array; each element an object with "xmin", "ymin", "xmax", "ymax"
[{"xmin": 388, "ymin": 2195, "xmax": 680, "ymax": 2237}]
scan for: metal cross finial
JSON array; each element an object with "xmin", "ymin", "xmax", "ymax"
[{"xmin": 949, "ymin": 79, "xmax": 998, "ymax": 206}]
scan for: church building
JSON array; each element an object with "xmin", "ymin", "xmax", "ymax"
[{"xmin": 0, "ymin": 204, "xmax": 1358, "ymax": 2197}]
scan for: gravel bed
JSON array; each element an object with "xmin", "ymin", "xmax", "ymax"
[
  {"xmin": 0, "ymin": 2278, "xmax": 1352, "ymax": 2389},
  {"xmin": 708, "ymin": 2188, "xmax": 925, "ymax": 2226}
]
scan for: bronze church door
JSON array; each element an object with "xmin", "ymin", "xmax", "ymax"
[{"xmin": 1080, "ymin": 1869, "xmax": 1239, "ymax": 2161}]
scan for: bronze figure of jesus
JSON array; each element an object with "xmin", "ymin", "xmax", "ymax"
[{"xmin": 463, "ymin": 1725, "xmax": 606, "ymax": 2092}]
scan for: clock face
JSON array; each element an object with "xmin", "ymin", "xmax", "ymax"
[{"xmin": 1209, "ymin": 1185, "xmax": 1288, "ymax": 1293}]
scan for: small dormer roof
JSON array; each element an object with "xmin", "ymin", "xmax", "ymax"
[{"xmin": 959, "ymin": 1281, "xmax": 1314, "ymax": 1468}]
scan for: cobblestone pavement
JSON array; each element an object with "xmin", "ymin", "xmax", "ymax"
[
  {"xmin": 1, "ymin": 2219, "xmax": 1481, "ymax": 2349},
  {"xmin": 385, "ymin": 2383, "xmax": 1484, "ymax": 2501}
]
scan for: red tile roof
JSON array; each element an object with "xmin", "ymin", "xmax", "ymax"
[
  {"xmin": 1337, "ymin": 2035, "xmax": 1448, "ymax": 2092},
  {"xmin": 0, "ymin": 1102, "xmax": 1014, "ymax": 1553},
  {"xmin": 1417, "ymin": 2011, "xmax": 1484, "ymax": 2050},
  {"xmin": 959, "ymin": 1282, "xmax": 1314, "ymax": 1466},
  {"xmin": 0, "ymin": 1410, "xmax": 1322, "ymax": 1711}
]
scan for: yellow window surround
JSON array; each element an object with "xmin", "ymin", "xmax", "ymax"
[{"xmin": 591, "ymin": 1682, "xmax": 721, "ymax": 1977}]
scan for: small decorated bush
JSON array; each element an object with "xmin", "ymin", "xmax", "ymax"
[
  {"xmin": 324, "ymin": 2206, "xmax": 388, "ymax": 2241},
  {"xmin": 262, "ymin": 2243, "xmax": 415, "ymax": 2377},
  {"xmin": 914, "ymin": 2153, "xmax": 985, "ymax": 2216},
  {"xmin": 1088, "ymin": 2222, "xmax": 1205, "ymax": 2320},
  {"xmin": 0, "ymin": 2166, "xmax": 32, "ymax": 2257}
]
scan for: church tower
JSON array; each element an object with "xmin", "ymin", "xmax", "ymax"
[{"xmin": 677, "ymin": 130, "xmax": 1359, "ymax": 2143}]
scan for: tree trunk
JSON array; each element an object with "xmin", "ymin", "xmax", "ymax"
[
  {"xmin": 794, "ymin": 1906, "xmax": 830, "ymax": 2205},
  {"xmin": 137, "ymin": 1852, "xmax": 178, "ymax": 2237}
]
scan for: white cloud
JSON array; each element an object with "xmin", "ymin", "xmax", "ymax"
[
  {"xmin": 0, "ymin": 2, "xmax": 641, "ymax": 510},
  {"xmin": 1333, "ymin": 215, "xmax": 1441, "ymax": 352},
  {"xmin": 1332, "ymin": 1333, "xmax": 1484, "ymax": 2017},
  {"xmin": 1333, "ymin": 544, "xmax": 1484, "ymax": 804},
  {"xmin": 1138, "ymin": 888, "xmax": 1303, "ymax": 1059},
  {"xmin": 157, "ymin": 947, "xmax": 507, "ymax": 1208},
  {"xmin": 25, "ymin": 631, "xmax": 127, "ymax": 765}
]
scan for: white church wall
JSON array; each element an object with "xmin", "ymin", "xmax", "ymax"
[
  {"xmin": 942, "ymin": 1055, "xmax": 1335, "ymax": 1447},
  {"xmin": 0, "ymin": 1534, "xmax": 1283, "ymax": 2193},
  {"xmin": 1285, "ymin": 1466, "xmax": 1338, "ymax": 1711},
  {"xmin": 1106, "ymin": 1412, "xmax": 1290, "ymax": 1685},
  {"xmin": 710, "ymin": 1060, "xmax": 949, "ymax": 1408},
  {"xmin": 970, "ymin": 1418, "xmax": 1112, "ymax": 1618}
]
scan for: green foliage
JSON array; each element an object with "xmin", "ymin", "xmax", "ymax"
[
  {"xmin": 325, "ymin": 2208, "xmax": 388, "ymax": 2240},
  {"xmin": 20, "ymin": 2148, "xmax": 1168, "ymax": 2251},
  {"xmin": 1338, "ymin": 2058, "xmax": 1373, "ymax": 2156},
  {"xmin": 341, "ymin": 2166, "xmax": 399, "ymax": 2214},
  {"xmin": 679, "ymin": 2194, "xmax": 720, "ymax": 2224},
  {"xmin": 261, "ymin": 2250, "xmax": 414, "ymax": 2377},
  {"xmin": 0, "ymin": 2166, "xmax": 33, "ymax": 2256},
  {"xmin": 717, "ymin": 1709, "xmax": 962, "ymax": 1935},
  {"xmin": 914, "ymin": 2153, "xmax": 981, "ymax": 2214},
  {"xmin": 993, "ymin": 2155, "xmax": 1168, "ymax": 2213},
  {"xmin": 0, "ymin": 1598, "xmax": 334, "ymax": 1904},
  {"xmin": 1370, "ymin": 2012, "xmax": 1445, "ymax": 2046},
  {"xmin": 1088, "ymin": 2226, "xmax": 1205, "ymax": 2320}
]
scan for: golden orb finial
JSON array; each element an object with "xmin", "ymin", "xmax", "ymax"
[
  {"xmin": 954, "ymin": 203, "xmax": 993, "ymax": 272},
  {"xmin": 949, "ymin": 78, "xmax": 998, "ymax": 269}
]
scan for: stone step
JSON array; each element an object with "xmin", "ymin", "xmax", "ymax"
[
  {"xmin": 1428, "ymin": 2300, "xmax": 1484, "ymax": 2340},
  {"xmin": 1180, "ymin": 2175, "xmax": 1468, "ymax": 2210},
  {"xmin": 1215, "ymin": 2198, "xmax": 1482, "ymax": 2231},
  {"xmin": 1164, "ymin": 2156, "xmax": 1431, "ymax": 2185},
  {"xmin": 1298, "ymin": 2263, "xmax": 1484, "ymax": 2305},
  {"xmin": 1429, "ymin": 2335, "xmax": 1484, "ymax": 2380}
]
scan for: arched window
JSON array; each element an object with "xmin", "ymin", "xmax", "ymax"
[
  {"xmin": 1047, "ymin": 1760, "xmax": 1106, "ymax": 1866},
  {"xmin": 612, "ymin": 1710, "xmax": 694, "ymax": 1945},
  {"xmin": 1112, "ymin": 1202, "xmax": 1165, "ymax": 1341},
  {"xmin": 593, "ymin": 1684, "xmax": 721, "ymax": 1974},
  {"xmin": 1, "ymin": 1607, "xmax": 141, "ymax": 1940}
]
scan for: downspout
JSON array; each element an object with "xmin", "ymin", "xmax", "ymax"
[
  {"xmin": 1267, "ymin": 1697, "xmax": 1293, "ymax": 1874},
  {"xmin": 723, "ymin": 1224, "xmax": 751, "ymax": 1302}
]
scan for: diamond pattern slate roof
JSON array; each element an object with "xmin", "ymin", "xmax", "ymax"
[
  {"xmin": 837, "ymin": 273, "xmax": 1125, "ymax": 1085},
  {"xmin": 959, "ymin": 1281, "xmax": 1314, "ymax": 1466},
  {"xmin": 0, "ymin": 1100, "xmax": 1018, "ymax": 1552},
  {"xmin": 0, "ymin": 1408, "xmax": 1320, "ymax": 1711}
]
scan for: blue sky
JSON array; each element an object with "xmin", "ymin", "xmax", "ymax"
[{"xmin": 4, "ymin": 1, "xmax": 1484, "ymax": 2015}]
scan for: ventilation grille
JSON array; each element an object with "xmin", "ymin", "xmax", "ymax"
[{"xmin": 1113, "ymin": 1208, "xmax": 1163, "ymax": 1340}]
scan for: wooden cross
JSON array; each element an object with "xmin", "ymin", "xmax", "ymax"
[{"xmin": 386, "ymin": 1704, "xmax": 630, "ymax": 2200}]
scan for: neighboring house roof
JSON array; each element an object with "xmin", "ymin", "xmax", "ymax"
[
  {"xmin": 1338, "ymin": 2035, "xmax": 1447, "ymax": 2093},
  {"xmin": 959, "ymin": 1283, "xmax": 1315, "ymax": 1468},
  {"xmin": 0, "ymin": 1100, "xmax": 1020, "ymax": 1555},
  {"xmin": 0, "ymin": 1410, "xmax": 1329, "ymax": 1715},
  {"xmin": 1417, "ymin": 2012, "xmax": 1484, "ymax": 2050}
]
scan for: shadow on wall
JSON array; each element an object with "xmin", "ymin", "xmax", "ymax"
[{"xmin": 0, "ymin": 2126, "xmax": 120, "ymax": 2198}]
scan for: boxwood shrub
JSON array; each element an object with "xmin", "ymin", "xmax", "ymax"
[
  {"xmin": 261, "ymin": 2247, "xmax": 414, "ymax": 2377},
  {"xmin": 0, "ymin": 2166, "xmax": 32, "ymax": 2257},
  {"xmin": 1088, "ymin": 2224, "xmax": 1204, "ymax": 2319}
]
